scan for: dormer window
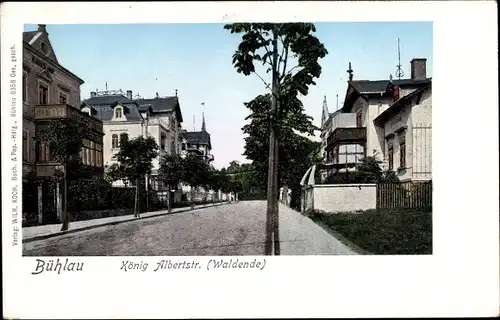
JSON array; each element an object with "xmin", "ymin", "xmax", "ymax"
[{"xmin": 115, "ymin": 107, "xmax": 122, "ymax": 118}]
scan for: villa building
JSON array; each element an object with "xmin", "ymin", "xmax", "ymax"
[
  {"xmin": 22, "ymin": 24, "xmax": 104, "ymax": 225},
  {"xmin": 81, "ymin": 89, "xmax": 184, "ymax": 187},
  {"xmin": 322, "ymin": 58, "xmax": 432, "ymax": 182}
]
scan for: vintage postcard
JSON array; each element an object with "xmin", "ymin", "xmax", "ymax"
[{"xmin": 1, "ymin": 1, "xmax": 498, "ymax": 319}]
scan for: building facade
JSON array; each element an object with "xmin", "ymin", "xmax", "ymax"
[
  {"xmin": 373, "ymin": 84, "xmax": 432, "ymax": 182},
  {"xmin": 81, "ymin": 89, "xmax": 184, "ymax": 186},
  {"xmin": 179, "ymin": 113, "xmax": 216, "ymax": 200},
  {"xmin": 23, "ymin": 24, "xmax": 104, "ymax": 225},
  {"xmin": 323, "ymin": 58, "xmax": 432, "ymax": 181}
]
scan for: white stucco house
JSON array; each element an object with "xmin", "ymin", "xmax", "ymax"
[
  {"xmin": 81, "ymin": 89, "xmax": 184, "ymax": 188},
  {"xmin": 320, "ymin": 58, "xmax": 432, "ymax": 182},
  {"xmin": 373, "ymin": 84, "xmax": 432, "ymax": 182}
]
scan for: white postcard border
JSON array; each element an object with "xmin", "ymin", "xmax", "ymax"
[{"xmin": 1, "ymin": 1, "xmax": 499, "ymax": 319}]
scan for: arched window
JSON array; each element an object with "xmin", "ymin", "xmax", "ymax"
[
  {"xmin": 115, "ymin": 107, "xmax": 122, "ymax": 118},
  {"xmin": 112, "ymin": 134, "xmax": 119, "ymax": 148}
]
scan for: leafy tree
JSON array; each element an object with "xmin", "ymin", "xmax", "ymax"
[
  {"xmin": 104, "ymin": 163, "xmax": 127, "ymax": 186},
  {"xmin": 225, "ymin": 23, "xmax": 327, "ymax": 254},
  {"xmin": 159, "ymin": 153, "xmax": 185, "ymax": 212},
  {"xmin": 113, "ymin": 135, "xmax": 159, "ymax": 217},
  {"xmin": 182, "ymin": 153, "xmax": 210, "ymax": 206},
  {"xmin": 36, "ymin": 115, "xmax": 91, "ymax": 231},
  {"xmin": 242, "ymin": 94, "xmax": 320, "ymax": 197}
]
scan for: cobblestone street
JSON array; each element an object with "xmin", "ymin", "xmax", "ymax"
[{"xmin": 23, "ymin": 201, "xmax": 356, "ymax": 256}]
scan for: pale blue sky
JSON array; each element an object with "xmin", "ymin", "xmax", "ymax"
[{"xmin": 24, "ymin": 22, "xmax": 433, "ymax": 169}]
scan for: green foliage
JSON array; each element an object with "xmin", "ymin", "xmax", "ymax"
[
  {"xmin": 105, "ymin": 163, "xmax": 127, "ymax": 185},
  {"xmin": 113, "ymin": 135, "xmax": 159, "ymax": 182},
  {"xmin": 182, "ymin": 153, "xmax": 210, "ymax": 188},
  {"xmin": 37, "ymin": 116, "xmax": 91, "ymax": 165},
  {"xmin": 323, "ymin": 156, "xmax": 401, "ymax": 184},
  {"xmin": 241, "ymin": 93, "xmax": 321, "ymax": 196},
  {"xmin": 224, "ymin": 23, "xmax": 328, "ymax": 100},
  {"xmin": 159, "ymin": 153, "xmax": 185, "ymax": 189}
]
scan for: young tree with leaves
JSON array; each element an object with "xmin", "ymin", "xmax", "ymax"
[
  {"xmin": 113, "ymin": 135, "xmax": 159, "ymax": 217},
  {"xmin": 36, "ymin": 115, "xmax": 92, "ymax": 231},
  {"xmin": 225, "ymin": 23, "xmax": 328, "ymax": 255},
  {"xmin": 159, "ymin": 153, "xmax": 185, "ymax": 213},
  {"xmin": 182, "ymin": 153, "xmax": 211, "ymax": 208}
]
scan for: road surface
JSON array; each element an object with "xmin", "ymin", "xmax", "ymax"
[{"xmin": 23, "ymin": 201, "xmax": 356, "ymax": 256}]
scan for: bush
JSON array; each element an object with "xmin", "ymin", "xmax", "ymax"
[{"xmin": 322, "ymin": 156, "xmax": 401, "ymax": 185}]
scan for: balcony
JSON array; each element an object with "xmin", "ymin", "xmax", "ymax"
[
  {"xmin": 327, "ymin": 127, "xmax": 366, "ymax": 149},
  {"xmin": 326, "ymin": 113, "xmax": 366, "ymax": 150},
  {"xmin": 34, "ymin": 104, "xmax": 103, "ymax": 133}
]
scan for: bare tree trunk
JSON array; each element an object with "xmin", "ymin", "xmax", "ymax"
[
  {"xmin": 265, "ymin": 27, "xmax": 280, "ymax": 256},
  {"xmin": 145, "ymin": 174, "xmax": 149, "ymax": 213},
  {"xmin": 167, "ymin": 183, "xmax": 172, "ymax": 213},
  {"xmin": 273, "ymin": 139, "xmax": 280, "ymax": 255},
  {"xmin": 60, "ymin": 167, "xmax": 69, "ymax": 231},
  {"xmin": 190, "ymin": 185, "xmax": 195, "ymax": 209},
  {"xmin": 134, "ymin": 178, "xmax": 140, "ymax": 217}
]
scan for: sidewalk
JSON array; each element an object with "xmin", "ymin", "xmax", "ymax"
[
  {"xmin": 278, "ymin": 203, "xmax": 357, "ymax": 255},
  {"xmin": 23, "ymin": 202, "xmax": 230, "ymax": 243}
]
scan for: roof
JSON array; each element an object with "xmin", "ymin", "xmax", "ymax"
[
  {"xmin": 23, "ymin": 30, "xmax": 85, "ymax": 84},
  {"xmin": 342, "ymin": 77, "xmax": 432, "ymax": 112},
  {"xmin": 23, "ymin": 31, "xmax": 38, "ymax": 44},
  {"xmin": 374, "ymin": 84, "xmax": 431, "ymax": 126},
  {"xmin": 81, "ymin": 100, "xmax": 144, "ymax": 122},
  {"xmin": 182, "ymin": 131, "xmax": 211, "ymax": 149},
  {"xmin": 83, "ymin": 94, "xmax": 132, "ymax": 106},
  {"xmin": 349, "ymin": 78, "xmax": 432, "ymax": 94},
  {"xmin": 135, "ymin": 97, "xmax": 178, "ymax": 113},
  {"xmin": 82, "ymin": 94, "xmax": 183, "ymax": 123}
]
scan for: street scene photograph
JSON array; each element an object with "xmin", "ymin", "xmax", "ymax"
[{"xmin": 21, "ymin": 22, "xmax": 433, "ymax": 256}]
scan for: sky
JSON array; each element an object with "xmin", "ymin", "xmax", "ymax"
[{"xmin": 24, "ymin": 22, "xmax": 432, "ymax": 169}]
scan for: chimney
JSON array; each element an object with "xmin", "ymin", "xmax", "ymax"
[
  {"xmin": 38, "ymin": 24, "xmax": 47, "ymax": 33},
  {"xmin": 126, "ymin": 90, "xmax": 133, "ymax": 99},
  {"xmin": 90, "ymin": 91, "xmax": 97, "ymax": 98},
  {"xmin": 410, "ymin": 58, "xmax": 427, "ymax": 81}
]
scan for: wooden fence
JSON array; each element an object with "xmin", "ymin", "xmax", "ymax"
[{"xmin": 376, "ymin": 181, "xmax": 432, "ymax": 209}]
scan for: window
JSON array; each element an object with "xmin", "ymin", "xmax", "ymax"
[
  {"xmin": 115, "ymin": 107, "xmax": 122, "ymax": 118},
  {"xmin": 23, "ymin": 72, "xmax": 27, "ymax": 103},
  {"xmin": 90, "ymin": 141, "xmax": 96, "ymax": 166},
  {"xmin": 399, "ymin": 135, "xmax": 406, "ymax": 169},
  {"xmin": 387, "ymin": 141, "xmax": 394, "ymax": 171},
  {"xmin": 160, "ymin": 133, "xmax": 166, "ymax": 150},
  {"xmin": 37, "ymin": 142, "xmax": 52, "ymax": 162},
  {"xmin": 59, "ymin": 92, "xmax": 67, "ymax": 104},
  {"xmin": 356, "ymin": 109, "xmax": 362, "ymax": 127},
  {"xmin": 112, "ymin": 134, "xmax": 119, "ymax": 148},
  {"xmin": 96, "ymin": 143, "xmax": 103, "ymax": 167},
  {"xmin": 181, "ymin": 143, "xmax": 186, "ymax": 151},
  {"xmin": 38, "ymin": 83, "xmax": 48, "ymax": 105},
  {"xmin": 23, "ymin": 130, "xmax": 29, "ymax": 162}
]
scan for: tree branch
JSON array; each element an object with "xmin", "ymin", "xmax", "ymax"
[
  {"xmin": 284, "ymin": 65, "xmax": 303, "ymax": 78},
  {"xmin": 279, "ymin": 39, "xmax": 289, "ymax": 82},
  {"xmin": 253, "ymin": 71, "xmax": 272, "ymax": 91}
]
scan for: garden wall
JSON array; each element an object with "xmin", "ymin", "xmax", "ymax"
[{"xmin": 302, "ymin": 183, "xmax": 377, "ymax": 213}]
